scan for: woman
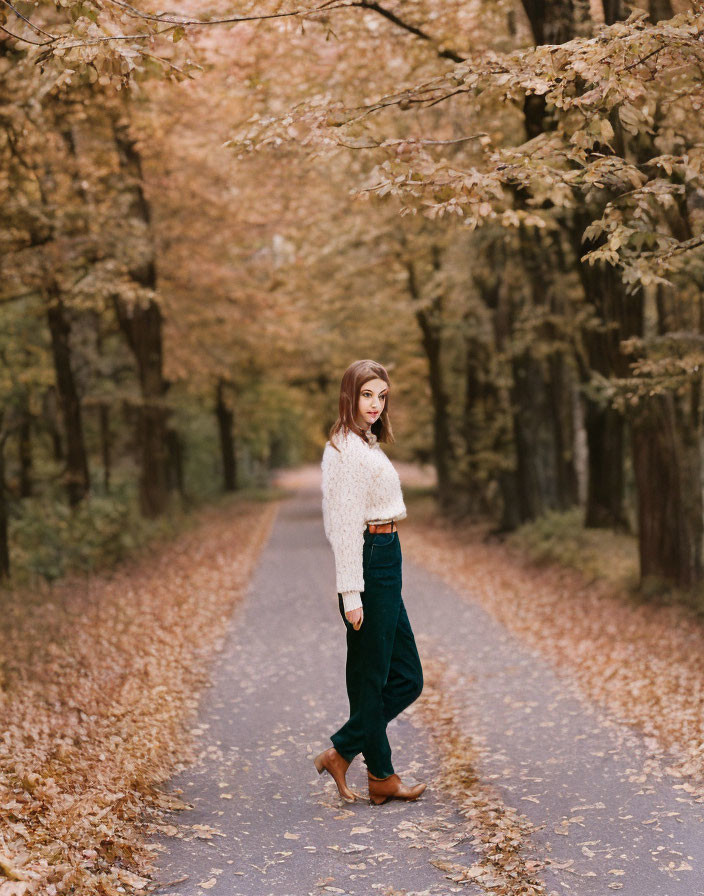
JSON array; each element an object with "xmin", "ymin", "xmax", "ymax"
[{"xmin": 313, "ymin": 359, "xmax": 426, "ymax": 806}]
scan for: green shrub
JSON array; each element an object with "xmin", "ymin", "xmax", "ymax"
[
  {"xmin": 7, "ymin": 479, "xmax": 185, "ymax": 585},
  {"xmin": 506, "ymin": 507, "xmax": 639, "ymax": 588},
  {"xmin": 6, "ymin": 476, "xmax": 287, "ymax": 588}
]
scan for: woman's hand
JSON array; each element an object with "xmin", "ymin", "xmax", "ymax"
[{"xmin": 345, "ymin": 607, "xmax": 363, "ymax": 630}]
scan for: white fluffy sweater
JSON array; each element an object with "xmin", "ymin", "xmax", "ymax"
[{"xmin": 321, "ymin": 426, "xmax": 407, "ymax": 613}]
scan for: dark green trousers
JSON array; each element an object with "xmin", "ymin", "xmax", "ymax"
[{"xmin": 330, "ymin": 528, "xmax": 423, "ymax": 778}]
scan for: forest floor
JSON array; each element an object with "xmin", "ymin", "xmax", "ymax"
[{"xmin": 1, "ymin": 467, "xmax": 703, "ymax": 896}]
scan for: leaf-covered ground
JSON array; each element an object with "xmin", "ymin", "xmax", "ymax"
[
  {"xmin": 401, "ymin": 501, "xmax": 704, "ymax": 795},
  {"xmin": 148, "ymin": 473, "xmax": 702, "ymax": 896},
  {"xmin": 0, "ymin": 497, "xmax": 277, "ymax": 896},
  {"xmin": 2, "ymin": 472, "xmax": 703, "ymax": 896}
]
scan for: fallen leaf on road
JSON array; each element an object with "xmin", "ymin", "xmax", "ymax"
[
  {"xmin": 155, "ymin": 824, "xmax": 180, "ymax": 837},
  {"xmin": 193, "ymin": 824, "xmax": 225, "ymax": 839}
]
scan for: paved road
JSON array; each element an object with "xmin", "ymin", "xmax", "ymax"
[{"xmin": 150, "ymin": 478, "xmax": 703, "ymax": 896}]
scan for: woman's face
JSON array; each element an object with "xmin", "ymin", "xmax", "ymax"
[{"xmin": 356, "ymin": 378, "xmax": 388, "ymax": 429}]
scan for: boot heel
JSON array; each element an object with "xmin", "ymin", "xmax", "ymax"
[
  {"xmin": 313, "ymin": 748, "xmax": 358, "ymax": 801},
  {"xmin": 370, "ymin": 793, "xmax": 390, "ymax": 805}
]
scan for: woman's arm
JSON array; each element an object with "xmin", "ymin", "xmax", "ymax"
[
  {"xmin": 322, "ymin": 435, "xmax": 368, "ymax": 609},
  {"xmin": 340, "ymin": 590, "xmax": 363, "ymax": 613}
]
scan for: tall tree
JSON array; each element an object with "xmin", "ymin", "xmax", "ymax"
[
  {"xmin": 216, "ymin": 378, "xmax": 238, "ymax": 492},
  {"xmin": 111, "ymin": 114, "xmax": 171, "ymax": 517},
  {"xmin": 46, "ymin": 291, "xmax": 91, "ymax": 506}
]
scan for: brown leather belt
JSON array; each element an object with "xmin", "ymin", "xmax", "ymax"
[{"xmin": 366, "ymin": 521, "xmax": 397, "ymax": 533}]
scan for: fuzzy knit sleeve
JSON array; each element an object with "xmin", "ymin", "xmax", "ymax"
[{"xmin": 321, "ymin": 432, "xmax": 369, "ymax": 602}]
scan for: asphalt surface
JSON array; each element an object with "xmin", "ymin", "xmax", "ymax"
[{"xmin": 150, "ymin": 477, "xmax": 704, "ymax": 896}]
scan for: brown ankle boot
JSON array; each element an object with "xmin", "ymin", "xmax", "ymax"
[
  {"xmin": 367, "ymin": 771, "xmax": 427, "ymax": 805},
  {"xmin": 313, "ymin": 747, "xmax": 359, "ymax": 802}
]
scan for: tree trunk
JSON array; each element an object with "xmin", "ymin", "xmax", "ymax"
[
  {"xmin": 18, "ymin": 400, "xmax": 32, "ymax": 498},
  {"xmin": 507, "ymin": 224, "xmax": 580, "ymax": 522},
  {"xmin": 581, "ymin": 393, "xmax": 628, "ymax": 528},
  {"xmin": 461, "ymin": 331, "xmax": 492, "ymax": 514},
  {"xmin": 216, "ymin": 379, "xmax": 238, "ymax": 491},
  {"xmin": 648, "ymin": 0, "xmax": 673, "ymax": 22},
  {"xmin": 509, "ymin": 354, "xmax": 580, "ymax": 521},
  {"xmin": 547, "ymin": 349, "xmax": 580, "ymax": 509},
  {"xmin": 408, "ymin": 252, "xmax": 456, "ymax": 509},
  {"xmin": 99, "ymin": 403, "xmax": 111, "ymax": 492},
  {"xmin": 468, "ymin": 0, "xmax": 617, "ymax": 530},
  {"xmin": 113, "ymin": 295, "xmax": 170, "ymax": 517},
  {"xmin": 517, "ymin": 0, "xmax": 634, "ymax": 528},
  {"xmin": 473, "ymin": 244, "xmax": 524, "ymax": 530},
  {"xmin": 570, "ymin": 207, "xmax": 641, "ymax": 530},
  {"xmin": 112, "ymin": 113, "xmax": 170, "ymax": 518},
  {"xmin": 166, "ymin": 427, "xmax": 185, "ymax": 496},
  {"xmin": 583, "ymin": 401, "xmax": 626, "ymax": 528},
  {"xmin": 510, "ymin": 348, "xmax": 579, "ymax": 520},
  {"xmin": 602, "ymin": 0, "xmax": 625, "ymax": 23},
  {"xmin": 628, "ymin": 211, "xmax": 704, "ymax": 587},
  {"xmin": 0, "ymin": 417, "xmax": 9, "ymax": 581},
  {"xmin": 43, "ymin": 386, "xmax": 64, "ymax": 462},
  {"xmin": 46, "ymin": 291, "xmax": 90, "ymax": 506},
  {"xmin": 416, "ymin": 301, "xmax": 455, "ymax": 508},
  {"xmin": 520, "ymin": 0, "xmax": 593, "ymax": 44},
  {"xmin": 630, "ymin": 390, "xmax": 703, "ymax": 588}
]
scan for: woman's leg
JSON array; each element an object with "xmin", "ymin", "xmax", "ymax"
[
  {"xmin": 330, "ymin": 595, "xmax": 364, "ymax": 764},
  {"xmin": 382, "ymin": 599, "xmax": 423, "ymax": 724},
  {"xmin": 330, "ymin": 589, "xmax": 401, "ymax": 777},
  {"xmin": 330, "ymin": 533, "xmax": 416, "ymax": 779}
]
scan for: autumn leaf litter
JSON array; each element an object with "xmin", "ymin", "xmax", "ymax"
[{"xmin": 0, "ymin": 499, "xmax": 277, "ymax": 896}]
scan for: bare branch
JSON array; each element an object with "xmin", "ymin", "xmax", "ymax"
[
  {"xmin": 2, "ymin": 0, "xmax": 467, "ymax": 68},
  {"xmin": 89, "ymin": 0, "xmax": 360, "ymax": 28},
  {"xmin": 0, "ymin": 22, "xmax": 49, "ymax": 45},
  {"xmin": 651, "ymin": 233, "xmax": 704, "ymax": 261},
  {"xmin": 337, "ymin": 132, "xmax": 487, "ymax": 149},
  {"xmin": 0, "ymin": 0, "xmax": 55, "ymax": 38},
  {"xmin": 348, "ymin": 1, "xmax": 466, "ymax": 63},
  {"xmin": 1, "ymin": 1, "xmax": 358, "ymax": 49}
]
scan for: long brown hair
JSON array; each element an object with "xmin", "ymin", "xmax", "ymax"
[{"xmin": 328, "ymin": 360, "xmax": 396, "ymax": 452}]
